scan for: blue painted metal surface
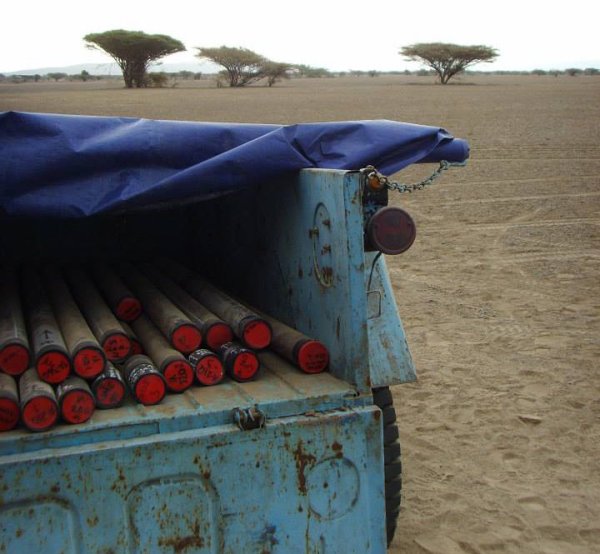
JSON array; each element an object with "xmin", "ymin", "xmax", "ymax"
[
  {"xmin": 0, "ymin": 406, "xmax": 385, "ymax": 553},
  {"xmin": 366, "ymin": 253, "xmax": 417, "ymax": 386}
]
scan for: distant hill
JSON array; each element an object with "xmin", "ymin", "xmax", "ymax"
[{"xmin": 3, "ymin": 61, "xmax": 220, "ymax": 76}]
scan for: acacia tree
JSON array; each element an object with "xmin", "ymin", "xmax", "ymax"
[
  {"xmin": 196, "ymin": 46, "xmax": 286, "ymax": 87},
  {"xmin": 196, "ymin": 46, "xmax": 265, "ymax": 87},
  {"xmin": 400, "ymin": 43, "xmax": 498, "ymax": 84},
  {"xmin": 262, "ymin": 61, "xmax": 292, "ymax": 87},
  {"xmin": 84, "ymin": 30, "xmax": 185, "ymax": 88}
]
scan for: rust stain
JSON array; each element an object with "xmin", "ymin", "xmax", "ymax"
[
  {"xmin": 331, "ymin": 441, "xmax": 344, "ymax": 458},
  {"xmin": 293, "ymin": 440, "xmax": 316, "ymax": 495},
  {"xmin": 87, "ymin": 515, "xmax": 99, "ymax": 527},
  {"xmin": 111, "ymin": 467, "xmax": 127, "ymax": 494},
  {"xmin": 159, "ymin": 535, "xmax": 204, "ymax": 551},
  {"xmin": 158, "ymin": 523, "xmax": 204, "ymax": 552}
]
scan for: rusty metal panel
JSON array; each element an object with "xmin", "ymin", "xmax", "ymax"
[{"xmin": 0, "ymin": 406, "xmax": 385, "ymax": 553}]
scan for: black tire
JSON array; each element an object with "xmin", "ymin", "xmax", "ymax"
[{"xmin": 372, "ymin": 386, "xmax": 402, "ymax": 548}]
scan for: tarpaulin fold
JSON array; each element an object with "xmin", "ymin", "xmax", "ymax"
[{"xmin": 0, "ymin": 111, "xmax": 469, "ymax": 218}]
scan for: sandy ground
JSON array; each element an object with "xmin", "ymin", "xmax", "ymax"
[
  {"xmin": 2, "ymin": 74, "xmax": 599, "ymax": 552},
  {"xmin": 387, "ymin": 79, "xmax": 600, "ymax": 554}
]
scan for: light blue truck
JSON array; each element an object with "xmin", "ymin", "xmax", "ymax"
[{"xmin": 0, "ymin": 113, "xmax": 468, "ymax": 553}]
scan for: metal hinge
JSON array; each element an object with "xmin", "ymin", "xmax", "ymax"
[{"xmin": 232, "ymin": 406, "xmax": 266, "ymax": 431}]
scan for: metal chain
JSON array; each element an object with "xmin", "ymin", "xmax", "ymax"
[{"xmin": 364, "ymin": 160, "xmax": 468, "ymax": 194}]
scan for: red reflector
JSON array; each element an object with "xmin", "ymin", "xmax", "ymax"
[{"xmin": 366, "ymin": 206, "xmax": 416, "ymax": 255}]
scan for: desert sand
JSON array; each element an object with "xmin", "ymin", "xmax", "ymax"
[{"xmin": 387, "ymin": 77, "xmax": 600, "ymax": 554}]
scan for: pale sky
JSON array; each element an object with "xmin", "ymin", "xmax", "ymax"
[{"xmin": 1, "ymin": 0, "xmax": 598, "ymax": 73}]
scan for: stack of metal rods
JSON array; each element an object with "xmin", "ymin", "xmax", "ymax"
[{"xmin": 0, "ymin": 261, "xmax": 329, "ymax": 434}]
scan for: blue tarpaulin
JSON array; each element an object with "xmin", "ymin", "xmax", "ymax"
[{"xmin": 0, "ymin": 111, "xmax": 469, "ymax": 218}]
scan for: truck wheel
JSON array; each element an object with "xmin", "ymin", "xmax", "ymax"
[{"xmin": 372, "ymin": 386, "xmax": 402, "ymax": 547}]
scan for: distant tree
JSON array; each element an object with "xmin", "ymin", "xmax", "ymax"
[
  {"xmin": 565, "ymin": 68, "xmax": 582, "ymax": 76},
  {"xmin": 399, "ymin": 43, "xmax": 498, "ymax": 84},
  {"xmin": 584, "ymin": 67, "xmax": 599, "ymax": 75},
  {"xmin": 80, "ymin": 70, "xmax": 91, "ymax": 82},
  {"xmin": 531, "ymin": 69, "xmax": 547, "ymax": 75},
  {"xmin": 262, "ymin": 61, "xmax": 292, "ymax": 87},
  {"xmin": 193, "ymin": 72, "xmax": 203, "ymax": 80},
  {"xmin": 47, "ymin": 72, "xmax": 68, "ymax": 82},
  {"xmin": 196, "ymin": 46, "xmax": 268, "ymax": 87},
  {"xmin": 84, "ymin": 30, "xmax": 185, "ymax": 88},
  {"xmin": 294, "ymin": 64, "xmax": 331, "ymax": 78}
]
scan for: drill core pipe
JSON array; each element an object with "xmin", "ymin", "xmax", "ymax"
[
  {"xmin": 56, "ymin": 376, "xmax": 95, "ymax": 425},
  {"xmin": 141, "ymin": 264, "xmax": 233, "ymax": 350},
  {"xmin": 91, "ymin": 362, "xmax": 127, "ymax": 409},
  {"xmin": 0, "ymin": 372, "xmax": 20, "ymax": 431},
  {"xmin": 246, "ymin": 310, "xmax": 329, "ymax": 374},
  {"xmin": 0, "ymin": 267, "xmax": 31, "ymax": 376},
  {"xmin": 117, "ymin": 262, "xmax": 202, "ymax": 355},
  {"xmin": 156, "ymin": 259, "xmax": 271, "ymax": 350},
  {"xmin": 43, "ymin": 267, "xmax": 106, "ymax": 379},
  {"xmin": 64, "ymin": 266, "xmax": 132, "ymax": 363},
  {"xmin": 21, "ymin": 267, "xmax": 71, "ymax": 384},
  {"xmin": 129, "ymin": 314, "xmax": 194, "ymax": 393},
  {"xmin": 121, "ymin": 354, "xmax": 166, "ymax": 406},
  {"xmin": 19, "ymin": 367, "xmax": 59, "ymax": 432},
  {"xmin": 90, "ymin": 263, "xmax": 142, "ymax": 322}
]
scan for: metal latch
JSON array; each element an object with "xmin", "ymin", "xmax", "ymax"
[{"xmin": 232, "ymin": 406, "xmax": 266, "ymax": 431}]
